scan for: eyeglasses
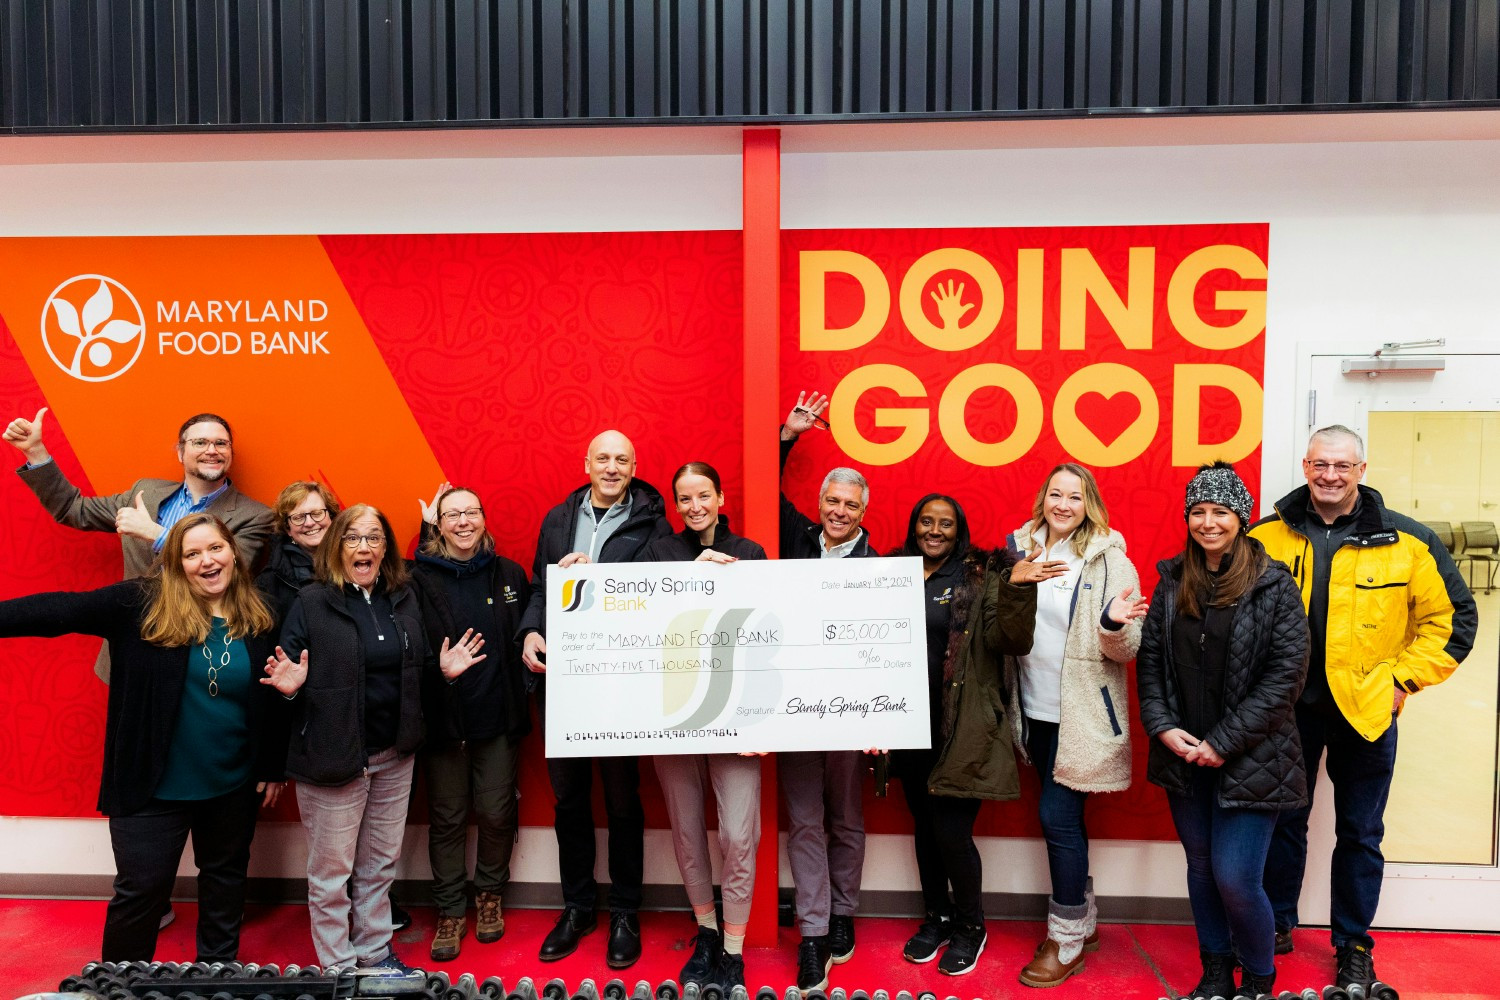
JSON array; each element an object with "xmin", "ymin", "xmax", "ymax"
[
  {"xmin": 439, "ymin": 507, "xmax": 485, "ymax": 523},
  {"xmin": 288, "ymin": 509, "xmax": 329, "ymax": 525},
  {"xmin": 341, "ymin": 533, "xmax": 387, "ymax": 548},
  {"xmin": 1306, "ymin": 460, "xmax": 1361, "ymax": 475},
  {"xmin": 183, "ymin": 437, "xmax": 231, "ymax": 450}
]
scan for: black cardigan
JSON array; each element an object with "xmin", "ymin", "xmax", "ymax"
[{"xmin": 0, "ymin": 580, "xmax": 285, "ymax": 816}]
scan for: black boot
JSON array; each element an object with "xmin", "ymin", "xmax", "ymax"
[
  {"xmin": 1188, "ymin": 950, "xmax": 1236, "ymax": 998},
  {"xmin": 1234, "ymin": 966, "xmax": 1276, "ymax": 998}
]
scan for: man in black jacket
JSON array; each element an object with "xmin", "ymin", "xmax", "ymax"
[
  {"xmin": 778, "ymin": 392, "xmax": 877, "ymax": 994},
  {"xmin": 518, "ymin": 429, "xmax": 671, "ymax": 968}
]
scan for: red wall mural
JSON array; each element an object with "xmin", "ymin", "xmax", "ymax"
[{"xmin": 0, "ymin": 223, "xmax": 1265, "ymax": 846}]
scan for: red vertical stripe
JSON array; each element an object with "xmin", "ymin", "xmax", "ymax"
[{"xmin": 742, "ymin": 127, "xmax": 782, "ymax": 947}]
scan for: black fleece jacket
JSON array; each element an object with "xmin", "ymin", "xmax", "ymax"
[
  {"xmin": 255, "ymin": 536, "xmax": 317, "ymax": 628},
  {"xmin": 0, "ymin": 580, "xmax": 286, "ymax": 815},
  {"xmin": 410, "ymin": 549, "xmax": 532, "ymax": 746},
  {"xmin": 279, "ymin": 580, "xmax": 430, "ymax": 785}
]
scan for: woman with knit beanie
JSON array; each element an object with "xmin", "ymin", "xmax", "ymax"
[{"xmin": 1135, "ymin": 461, "xmax": 1310, "ymax": 1000}]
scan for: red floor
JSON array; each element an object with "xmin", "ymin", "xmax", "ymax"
[{"xmin": 0, "ymin": 900, "xmax": 1494, "ymax": 1000}]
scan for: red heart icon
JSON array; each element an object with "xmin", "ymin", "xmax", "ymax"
[{"xmin": 1074, "ymin": 391, "xmax": 1142, "ymax": 448}]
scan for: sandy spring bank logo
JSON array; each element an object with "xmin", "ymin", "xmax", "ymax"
[
  {"xmin": 41, "ymin": 275, "xmax": 147, "ymax": 382},
  {"xmin": 560, "ymin": 579, "xmax": 595, "ymax": 612}
]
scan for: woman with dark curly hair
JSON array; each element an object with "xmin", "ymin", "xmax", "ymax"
[
  {"xmin": 888, "ymin": 493, "xmax": 1040, "ymax": 978},
  {"xmin": 1136, "ymin": 462, "xmax": 1310, "ymax": 1000}
]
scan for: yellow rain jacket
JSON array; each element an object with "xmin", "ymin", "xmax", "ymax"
[{"xmin": 1249, "ymin": 485, "xmax": 1476, "ymax": 741}]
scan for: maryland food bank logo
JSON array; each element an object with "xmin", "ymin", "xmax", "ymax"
[
  {"xmin": 41, "ymin": 275, "xmax": 146, "ymax": 382},
  {"xmin": 560, "ymin": 579, "xmax": 594, "ymax": 612}
]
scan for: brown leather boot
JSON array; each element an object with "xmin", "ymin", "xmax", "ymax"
[
  {"xmin": 1019, "ymin": 938, "xmax": 1085, "ymax": 988},
  {"xmin": 430, "ymin": 914, "xmax": 466, "ymax": 962},
  {"xmin": 476, "ymin": 891, "xmax": 505, "ymax": 943}
]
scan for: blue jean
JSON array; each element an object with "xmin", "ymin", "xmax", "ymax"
[
  {"xmin": 1025, "ymin": 719, "xmax": 1091, "ymax": 907},
  {"xmin": 1264, "ymin": 703, "xmax": 1398, "ymax": 950},
  {"xmin": 1168, "ymin": 769, "xmax": 1278, "ymax": 976}
]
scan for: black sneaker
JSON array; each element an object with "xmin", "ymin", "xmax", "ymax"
[
  {"xmin": 936, "ymin": 920, "xmax": 986, "ymax": 976},
  {"xmin": 903, "ymin": 911, "xmax": 953, "ymax": 963},
  {"xmin": 715, "ymin": 952, "xmax": 746, "ymax": 991},
  {"xmin": 390, "ymin": 902, "xmax": 413, "ymax": 932},
  {"xmin": 681, "ymin": 927, "xmax": 723, "ymax": 987},
  {"xmin": 796, "ymin": 935, "xmax": 832, "ymax": 993},
  {"xmin": 1274, "ymin": 929, "xmax": 1294, "ymax": 955},
  {"xmin": 828, "ymin": 914, "xmax": 855, "ymax": 964},
  {"xmin": 1336, "ymin": 943, "xmax": 1378, "ymax": 990}
]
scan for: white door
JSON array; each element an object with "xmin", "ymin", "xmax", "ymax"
[{"xmin": 1286, "ymin": 347, "xmax": 1500, "ymax": 931}]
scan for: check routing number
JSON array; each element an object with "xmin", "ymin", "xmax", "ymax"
[{"xmin": 544, "ymin": 557, "xmax": 930, "ymax": 757}]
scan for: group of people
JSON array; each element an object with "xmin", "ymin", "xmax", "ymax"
[{"xmin": 0, "ymin": 391, "xmax": 1476, "ymax": 999}]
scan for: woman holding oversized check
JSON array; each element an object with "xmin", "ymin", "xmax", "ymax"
[
  {"xmin": 888, "ymin": 494, "xmax": 1039, "ymax": 977},
  {"xmin": 638, "ymin": 461, "xmax": 767, "ymax": 993}
]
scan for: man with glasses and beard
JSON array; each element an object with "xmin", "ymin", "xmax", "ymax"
[{"xmin": 4, "ymin": 408, "xmax": 275, "ymax": 668}]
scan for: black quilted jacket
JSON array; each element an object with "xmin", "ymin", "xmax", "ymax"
[{"xmin": 1136, "ymin": 537, "xmax": 1311, "ymax": 809}]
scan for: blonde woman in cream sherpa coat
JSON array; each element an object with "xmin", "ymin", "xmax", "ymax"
[{"xmin": 1005, "ymin": 463, "xmax": 1148, "ymax": 989}]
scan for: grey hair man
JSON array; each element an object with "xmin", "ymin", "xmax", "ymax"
[{"xmin": 777, "ymin": 390, "xmax": 877, "ymax": 994}]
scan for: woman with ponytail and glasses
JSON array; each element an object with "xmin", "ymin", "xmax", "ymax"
[
  {"xmin": 409, "ymin": 486, "xmax": 531, "ymax": 963},
  {"xmin": 638, "ymin": 461, "xmax": 766, "ymax": 993},
  {"xmin": 1136, "ymin": 462, "xmax": 1309, "ymax": 1000},
  {"xmin": 0, "ymin": 512, "xmax": 285, "ymax": 963}
]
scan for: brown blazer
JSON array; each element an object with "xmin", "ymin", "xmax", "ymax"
[{"xmin": 15, "ymin": 459, "xmax": 275, "ymax": 679}]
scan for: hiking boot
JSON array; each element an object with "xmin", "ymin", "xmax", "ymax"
[
  {"xmin": 1188, "ymin": 950, "xmax": 1236, "ymax": 999},
  {"xmin": 937, "ymin": 920, "xmax": 987, "ymax": 976},
  {"xmin": 1336, "ymin": 943, "xmax": 1378, "ymax": 990},
  {"xmin": 681, "ymin": 927, "xmax": 722, "ymax": 987},
  {"xmin": 902, "ymin": 912, "xmax": 953, "ymax": 964},
  {"xmin": 828, "ymin": 914, "xmax": 855, "ymax": 964},
  {"xmin": 796, "ymin": 935, "xmax": 831, "ymax": 993},
  {"xmin": 429, "ymin": 914, "xmax": 465, "ymax": 962},
  {"xmin": 475, "ymin": 892, "xmax": 504, "ymax": 944}
]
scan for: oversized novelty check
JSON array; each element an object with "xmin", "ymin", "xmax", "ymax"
[{"xmin": 544, "ymin": 556, "xmax": 930, "ymax": 757}]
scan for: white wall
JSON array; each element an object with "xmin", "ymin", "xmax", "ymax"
[{"xmin": 4, "ymin": 111, "xmax": 1498, "ymax": 925}]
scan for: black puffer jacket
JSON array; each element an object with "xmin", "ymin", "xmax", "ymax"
[
  {"xmin": 256, "ymin": 537, "xmax": 317, "ymax": 628},
  {"xmin": 410, "ymin": 550, "xmax": 532, "ymax": 746},
  {"xmin": 280, "ymin": 581, "xmax": 429, "ymax": 785},
  {"xmin": 518, "ymin": 480, "xmax": 672, "ymax": 639},
  {"xmin": 1136, "ymin": 537, "xmax": 1311, "ymax": 809}
]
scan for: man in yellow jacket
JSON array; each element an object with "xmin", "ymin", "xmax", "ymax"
[{"xmin": 1249, "ymin": 424, "xmax": 1476, "ymax": 992}]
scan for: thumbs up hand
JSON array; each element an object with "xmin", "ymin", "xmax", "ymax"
[
  {"xmin": 2, "ymin": 407, "xmax": 51, "ymax": 464},
  {"xmin": 115, "ymin": 490, "xmax": 164, "ymax": 542}
]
